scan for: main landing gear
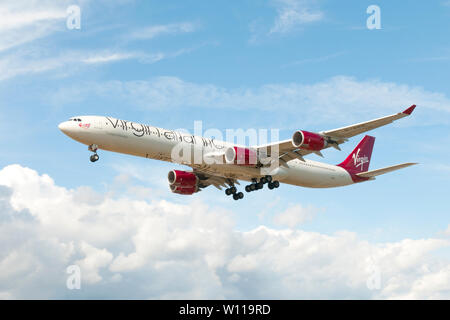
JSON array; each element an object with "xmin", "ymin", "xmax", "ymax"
[
  {"xmin": 225, "ymin": 185, "xmax": 244, "ymax": 201},
  {"xmin": 88, "ymin": 144, "xmax": 99, "ymax": 163},
  {"xmin": 225, "ymin": 176, "xmax": 279, "ymax": 200},
  {"xmin": 245, "ymin": 175, "xmax": 280, "ymax": 192}
]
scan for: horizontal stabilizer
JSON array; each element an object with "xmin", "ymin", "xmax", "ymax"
[{"xmin": 356, "ymin": 163, "xmax": 418, "ymax": 178}]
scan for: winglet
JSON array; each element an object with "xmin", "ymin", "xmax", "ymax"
[{"xmin": 402, "ymin": 104, "xmax": 416, "ymax": 115}]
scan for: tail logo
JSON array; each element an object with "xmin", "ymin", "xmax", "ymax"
[{"xmin": 352, "ymin": 148, "xmax": 369, "ymax": 171}]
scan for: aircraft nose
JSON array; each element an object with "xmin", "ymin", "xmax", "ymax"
[
  {"xmin": 58, "ymin": 122, "xmax": 67, "ymax": 132},
  {"xmin": 58, "ymin": 121, "xmax": 71, "ymax": 134}
]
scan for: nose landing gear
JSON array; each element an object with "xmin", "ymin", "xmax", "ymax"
[
  {"xmin": 88, "ymin": 144, "xmax": 99, "ymax": 163},
  {"xmin": 90, "ymin": 154, "xmax": 99, "ymax": 162}
]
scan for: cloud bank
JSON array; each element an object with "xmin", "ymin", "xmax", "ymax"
[{"xmin": 0, "ymin": 164, "xmax": 449, "ymax": 299}]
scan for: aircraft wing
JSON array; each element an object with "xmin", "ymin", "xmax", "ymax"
[
  {"xmin": 255, "ymin": 105, "xmax": 416, "ymax": 165},
  {"xmin": 319, "ymin": 105, "xmax": 416, "ymax": 142}
]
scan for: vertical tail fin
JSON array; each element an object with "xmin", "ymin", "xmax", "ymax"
[{"xmin": 338, "ymin": 135, "xmax": 375, "ymax": 172}]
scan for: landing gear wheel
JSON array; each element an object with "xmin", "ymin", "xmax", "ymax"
[
  {"xmin": 237, "ymin": 192, "xmax": 244, "ymax": 199},
  {"xmin": 260, "ymin": 177, "xmax": 267, "ymax": 184},
  {"xmin": 233, "ymin": 193, "xmax": 239, "ymax": 200},
  {"xmin": 88, "ymin": 144, "xmax": 99, "ymax": 163},
  {"xmin": 245, "ymin": 185, "xmax": 251, "ymax": 192},
  {"xmin": 225, "ymin": 188, "xmax": 232, "ymax": 196},
  {"xmin": 250, "ymin": 184, "xmax": 256, "ymax": 191},
  {"xmin": 230, "ymin": 186, "xmax": 237, "ymax": 194},
  {"xmin": 90, "ymin": 154, "xmax": 99, "ymax": 162},
  {"xmin": 268, "ymin": 182, "xmax": 274, "ymax": 190},
  {"xmin": 265, "ymin": 175, "xmax": 273, "ymax": 183},
  {"xmin": 256, "ymin": 182, "xmax": 264, "ymax": 190},
  {"xmin": 273, "ymin": 181, "xmax": 280, "ymax": 188}
]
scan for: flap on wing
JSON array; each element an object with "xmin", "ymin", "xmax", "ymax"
[{"xmin": 356, "ymin": 163, "xmax": 417, "ymax": 178}]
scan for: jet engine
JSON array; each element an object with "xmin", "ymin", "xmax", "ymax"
[
  {"xmin": 168, "ymin": 170, "xmax": 199, "ymax": 195},
  {"xmin": 224, "ymin": 146, "xmax": 258, "ymax": 166},
  {"xmin": 292, "ymin": 130, "xmax": 327, "ymax": 151}
]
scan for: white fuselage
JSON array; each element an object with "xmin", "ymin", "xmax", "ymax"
[{"xmin": 58, "ymin": 116, "xmax": 355, "ymax": 188}]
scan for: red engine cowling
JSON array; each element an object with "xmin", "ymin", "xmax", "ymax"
[
  {"xmin": 168, "ymin": 170, "xmax": 199, "ymax": 195},
  {"xmin": 170, "ymin": 184, "xmax": 199, "ymax": 195},
  {"xmin": 292, "ymin": 130, "xmax": 327, "ymax": 151},
  {"xmin": 225, "ymin": 146, "xmax": 257, "ymax": 166}
]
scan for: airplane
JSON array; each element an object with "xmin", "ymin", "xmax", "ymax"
[{"xmin": 58, "ymin": 105, "xmax": 418, "ymax": 200}]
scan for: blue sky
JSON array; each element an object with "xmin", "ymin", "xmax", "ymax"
[{"xmin": 0, "ymin": 0, "xmax": 449, "ymax": 299}]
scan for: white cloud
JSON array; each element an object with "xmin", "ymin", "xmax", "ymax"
[
  {"xmin": 442, "ymin": 225, "xmax": 450, "ymax": 236},
  {"xmin": 81, "ymin": 51, "xmax": 165, "ymax": 64},
  {"xmin": 75, "ymin": 242, "xmax": 113, "ymax": 284},
  {"xmin": 0, "ymin": 1, "xmax": 79, "ymax": 79},
  {"xmin": 0, "ymin": 50, "xmax": 167, "ymax": 81},
  {"xmin": 130, "ymin": 22, "xmax": 197, "ymax": 40},
  {"xmin": 81, "ymin": 52, "xmax": 138, "ymax": 64},
  {"xmin": 0, "ymin": 164, "xmax": 450, "ymax": 299},
  {"xmin": 0, "ymin": 1, "xmax": 187, "ymax": 81},
  {"xmin": 269, "ymin": 0, "xmax": 323, "ymax": 34},
  {"xmin": 0, "ymin": 0, "xmax": 74, "ymax": 52},
  {"xmin": 273, "ymin": 204, "xmax": 320, "ymax": 228},
  {"xmin": 0, "ymin": 7, "xmax": 65, "ymax": 31}
]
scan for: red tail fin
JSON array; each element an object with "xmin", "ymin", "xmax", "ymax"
[{"xmin": 338, "ymin": 135, "xmax": 375, "ymax": 173}]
